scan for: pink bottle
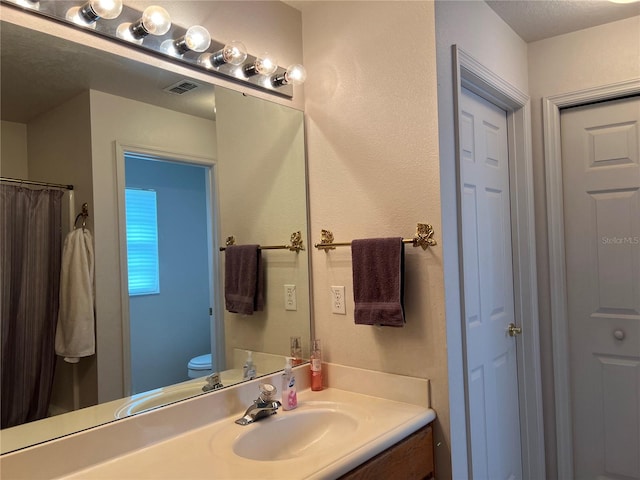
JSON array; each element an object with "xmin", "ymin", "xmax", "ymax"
[{"xmin": 310, "ymin": 339, "xmax": 323, "ymax": 391}]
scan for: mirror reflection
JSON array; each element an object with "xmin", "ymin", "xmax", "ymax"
[{"xmin": 0, "ymin": 20, "xmax": 310, "ymax": 454}]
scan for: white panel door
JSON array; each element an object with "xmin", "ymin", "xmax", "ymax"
[
  {"xmin": 561, "ymin": 96, "xmax": 640, "ymax": 480},
  {"xmin": 460, "ymin": 87, "xmax": 523, "ymax": 480}
]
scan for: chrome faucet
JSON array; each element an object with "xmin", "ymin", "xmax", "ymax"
[
  {"xmin": 202, "ymin": 372, "xmax": 223, "ymax": 392},
  {"xmin": 235, "ymin": 383, "xmax": 281, "ymax": 425}
]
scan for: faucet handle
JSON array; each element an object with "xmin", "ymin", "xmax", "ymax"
[
  {"xmin": 202, "ymin": 372, "xmax": 223, "ymax": 392},
  {"xmin": 258, "ymin": 383, "xmax": 278, "ymax": 402}
]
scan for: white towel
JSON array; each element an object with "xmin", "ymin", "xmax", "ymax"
[{"xmin": 55, "ymin": 228, "xmax": 95, "ymax": 363}]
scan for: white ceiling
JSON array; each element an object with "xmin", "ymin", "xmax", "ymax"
[{"xmin": 486, "ymin": 0, "xmax": 640, "ymax": 43}]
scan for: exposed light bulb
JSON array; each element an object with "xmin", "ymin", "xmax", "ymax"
[
  {"xmin": 284, "ymin": 64, "xmax": 307, "ymax": 85},
  {"xmin": 172, "ymin": 25, "xmax": 211, "ymax": 55},
  {"xmin": 272, "ymin": 64, "xmax": 307, "ymax": 87},
  {"xmin": 198, "ymin": 40, "xmax": 247, "ymax": 69},
  {"xmin": 255, "ymin": 53, "xmax": 278, "ymax": 75},
  {"xmin": 66, "ymin": 0, "xmax": 123, "ymax": 26},
  {"xmin": 117, "ymin": 5, "xmax": 171, "ymax": 42},
  {"xmin": 88, "ymin": 0, "xmax": 123, "ymax": 19},
  {"xmin": 244, "ymin": 53, "xmax": 279, "ymax": 77},
  {"xmin": 140, "ymin": 5, "xmax": 172, "ymax": 35}
]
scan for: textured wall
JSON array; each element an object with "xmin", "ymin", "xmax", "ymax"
[
  {"xmin": 299, "ymin": 1, "xmax": 450, "ymax": 476},
  {"xmin": 0, "ymin": 121, "xmax": 28, "ymax": 179}
]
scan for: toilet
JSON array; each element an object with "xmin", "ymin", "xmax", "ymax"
[{"xmin": 187, "ymin": 353, "xmax": 213, "ymax": 379}]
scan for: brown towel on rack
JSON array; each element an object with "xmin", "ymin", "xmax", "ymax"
[
  {"xmin": 351, "ymin": 237, "xmax": 405, "ymax": 327},
  {"xmin": 224, "ymin": 245, "xmax": 264, "ymax": 315}
]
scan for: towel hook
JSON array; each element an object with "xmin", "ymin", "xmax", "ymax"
[{"xmin": 74, "ymin": 203, "xmax": 89, "ymax": 230}]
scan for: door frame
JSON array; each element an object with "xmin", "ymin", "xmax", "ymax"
[
  {"xmin": 114, "ymin": 142, "xmax": 223, "ymax": 396},
  {"xmin": 452, "ymin": 46, "xmax": 546, "ymax": 479},
  {"xmin": 542, "ymin": 78, "xmax": 640, "ymax": 480}
]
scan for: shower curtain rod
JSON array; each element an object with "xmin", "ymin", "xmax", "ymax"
[{"xmin": 0, "ymin": 176, "xmax": 74, "ymax": 190}]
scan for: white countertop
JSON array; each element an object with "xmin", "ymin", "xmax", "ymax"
[
  {"xmin": 58, "ymin": 388, "xmax": 435, "ymax": 480},
  {"xmin": 1, "ymin": 364, "xmax": 435, "ymax": 479}
]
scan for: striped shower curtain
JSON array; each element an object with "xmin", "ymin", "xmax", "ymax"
[{"xmin": 1, "ymin": 185, "xmax": 63, "ymax": 428}]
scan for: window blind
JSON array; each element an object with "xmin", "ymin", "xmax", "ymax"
[{"xmin": 125, "ymin": 188, "xmax": 160, "ymax": 296}]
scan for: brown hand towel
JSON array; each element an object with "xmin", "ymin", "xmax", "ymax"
[
  {"xmin": 224, "ymin": 245, "xmax": 264, "ymax": 315},
  {"xmin": 351, "ymin": 237, "xmax": 405, "ymax": 327}
]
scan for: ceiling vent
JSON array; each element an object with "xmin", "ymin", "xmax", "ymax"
[{"xmin": 163, "ymin": 80, "xmax": 201, "ymax": 95}]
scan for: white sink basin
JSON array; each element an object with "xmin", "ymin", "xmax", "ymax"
[
  {"xmin": 55, "ymin": 388, "xmax": 435, "ymax": 480},
  {"xmin": 231, "ymin": 408, "xmax": 358, "ymax": 461},
  {"xmin": 115, "ymin": 383, "xmax": 207, "ymax": 418},
  {"xmin": 115, "ymin": 370, "xmax": 246, "ymax": 418}
]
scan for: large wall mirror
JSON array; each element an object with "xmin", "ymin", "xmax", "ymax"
[{"xmin": 0, "ymin": 18, "xmax": 311, "ymax": 454}]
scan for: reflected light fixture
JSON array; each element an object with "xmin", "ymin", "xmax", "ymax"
[
  {"xmin": 198, "ymin": 40, "xmax": 247, "ymax": 69},
  {"xmin": 66, "ymin": 0, "xmax": 123, "ymax": 27},
  {"xmin": 272, "ymin": 64, "xmax": 307, "ymax": 87},
  {"xmin": 116, "ymin": 5, "xmax": 171, "ymax": 44},
  {"xmin": 162, "ymin": 25, "xmax": 211, "ymax": 56},
  {"xmin": 15, "ymin": 0, "xmax": 39, "ymax": 9},
  {"xmin": 243, "ymin": 52, "xmax": 278, "ymax": 77}
]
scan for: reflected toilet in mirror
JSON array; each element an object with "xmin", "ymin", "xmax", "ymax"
[{"xmin": 188, "ymin": 354, "xmax": 214, "ymax": 379}]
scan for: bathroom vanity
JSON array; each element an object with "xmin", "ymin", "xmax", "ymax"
[
  {"xmin": 0, "ymin": 364, "xmax": 435, "ymax": 479},
  {"xmin": 340, "ymin": 424, "xmax": 434, "ymax": 479}
]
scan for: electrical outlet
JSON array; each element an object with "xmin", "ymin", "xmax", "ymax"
[
  {"xmin": 284, "ymin": 284, "xmax": 297, "ymax": 311},
  {"xmin": 331, "ymin": 286, "xmax": 346, "ymax": 315}
]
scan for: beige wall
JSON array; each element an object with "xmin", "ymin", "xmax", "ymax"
[
  {"xmin": 27, "ymin": 92, "xmax": 94, "ymax": 230},
  {"xmin": 215, "ymin": 87, "xmax": 310, "ymax": 368},
  {"xmin": 0, "ymin": 120, "xmax": 28, "ymax": 179},
  {"xmin": 528, "ymin": 15, "xmax": 640, "ymax": 479},
  {"xmin": 299, "ymin": 1, "xmax": 450, "ymax": 476},
  {"xmin": 434, "ymin": 1, "xmax": 530, "ymax": 477}
]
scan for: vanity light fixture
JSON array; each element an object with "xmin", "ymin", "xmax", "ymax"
[
  {"xmin": 3, "ymin": 0, "xmax": 301, "ymax": 98},
  {"xmin": 198, "ymin": 40, "xmax": 247, "ymax": 69},
  {"xmin": 272, "ymin": 64, "xmax": 307, "ymax": 87},
  {"xmin": 243, "ymin": 52, "xmax": 279, "ymax": 77},
  {"xmin": 66, "ymin": 0, "xmax": 123, "ymax": 28},
  {"xmin": 161, "ymin": 25, "xmax": 211, "ymax": 56},
  {"xmin": 116, "ymin": 5, "xmax": 171, "ymax": 44}
]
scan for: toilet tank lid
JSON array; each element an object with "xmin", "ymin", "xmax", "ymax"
[{"xmin": 188, "ymin": 353, "xmax": 212, "ymax": 369}]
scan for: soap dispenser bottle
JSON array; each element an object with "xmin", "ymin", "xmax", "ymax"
[
  {"xmin": 310, "ymin": 339, "xmax": 323, "ymax": 391},
  {"xmin": 243, "ymin": 350, "xmax": 256, "ymax": 380},
  {"xmin": 281, "ymin": 357, "xmax": 298, "ymax": 410}
]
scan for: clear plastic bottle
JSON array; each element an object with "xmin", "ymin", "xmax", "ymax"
[
  {"xmin": 290, "ymin": 336, "xmax": 303, "ymax": 366},
  {"xmin": 242, "ymin": 350, "xmax": 256, "ymax": 380},
  {"xmin": 310, "ymin": 339, "xmax": 323, "ymax": 391},
  {"xmin": 281, "ymin": 357, "xmax": 298, "ymax": 410}
]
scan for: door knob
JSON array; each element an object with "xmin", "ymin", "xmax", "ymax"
[
  {"xmin": 507, "ymin": 323, "xmax": 522, "ymax": 337},
  {"xmin": 613, "ymin": 329, "xmax": 626, "ymax": 341}
]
